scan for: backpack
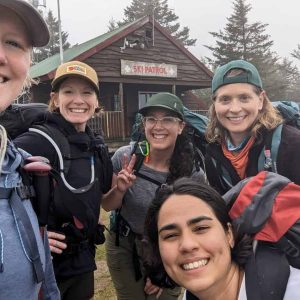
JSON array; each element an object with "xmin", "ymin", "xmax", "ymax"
[
  {"xmin": 258, "ymin": 100, "xmax": 300, "ymax": 172},
  {"xmin": 223, "ymin": 171, "xmax": 300, "ymax": 300},
  {"xmin": 0, "ymin": 104, "xmax": 78, "ymax": 183},
  {"xmin": 0, "ymin": 103, "xmax": 48, "ymax": 139},
  {"xmin": 130, "ymin": 107, "xmax": 209, "ymax": 180},
  {"xmin": 0, "ymin": 103, "xmax": 112, "ymax": 240},
  {"xmin": 0, "ymin": 103, "xmax": 112, "ymax": 191}
]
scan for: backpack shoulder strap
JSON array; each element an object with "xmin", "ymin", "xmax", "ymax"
[
  {"xmin": 29, "ymin": 124, "xmax": 71, "ymax": 175},
  {"xmin": 209, "ymin": 156, "xmax": 234, "ymax": 191},
  {"xmin": 258, "ymin": 124, "xmax": 283, "ymax": 172}
]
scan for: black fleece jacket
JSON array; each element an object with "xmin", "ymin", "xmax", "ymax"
[{"xmin": 205, "ymin": 125, "xmax": 300, "ymax": 195}]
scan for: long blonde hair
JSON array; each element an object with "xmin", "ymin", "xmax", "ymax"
[{"xmin": 206, "ymin": 85, "xmax": 283, "ymax": 144}]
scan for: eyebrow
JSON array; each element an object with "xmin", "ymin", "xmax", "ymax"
[{"xmin": 158, "ymin": 216, "xmax": 213, "ymax": 234}]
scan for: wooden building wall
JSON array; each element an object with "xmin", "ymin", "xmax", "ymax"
[{"xmin": 85, "ymin": 24, "xmax": 211, "ymax": 87}]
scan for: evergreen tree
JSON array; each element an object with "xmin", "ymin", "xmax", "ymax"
[
  {"xmin": 33, "ymin": 10, "xmax": 70, "ymax": 63},
  {"xmin": 110, "ymin": 0, "xmax": 196, "ymax": 46},
  {"xmin": 206, "ymin": 0, "xmax": 276, "ymax": 68},
  {"xmin": 205, "ymin": 0, "xmax": 299, "ymax": 99},
  {"xmin": 108, "ymin": 18, "xmax": 118, "ymax": 32},
  {"xmin": 291, "ymin": 44, "xmax": 300, "ymax": 61}
]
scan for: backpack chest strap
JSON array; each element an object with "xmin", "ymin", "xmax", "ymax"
[
  {"xmin": 0, "ymin": 186, "xmax": 35, "ymax": 200},
  {"xmin": 258, "ymin": 124, "xmax": 283, "ymax": 172}
]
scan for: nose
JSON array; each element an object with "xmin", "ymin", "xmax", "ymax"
[
  {"xmin": 229, "ymin": 99, "xmax": 242, "ymax": 113},
  {"xmin": 72, "ymin": 92, "xmax": 85, "ymax": 104},
  {"xmin": 178, "ymin": 230, "xmax": 199, "ymax": 253}
]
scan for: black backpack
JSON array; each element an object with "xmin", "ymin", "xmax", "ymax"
[
  {"xmin": 258, "ymin": 101, "xmax": 300, "ymax": 172},
  {"xmin": 0, "ymin": 103, "xmax": 112, "ymax": 188},
  {"xmin": 0, "ymin": 103, "xmax": 48, "ymax": 138},
  {"xmin": 0, "ymin": 104, "xmax": 78, "ymax": 180},
  {"xmin": 0, "ymin": 103, "xmax": 112, "ymax": 240}
]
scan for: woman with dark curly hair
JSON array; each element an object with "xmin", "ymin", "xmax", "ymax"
[
  {"xmin": 143, "ymin": 177, "xmax": 300, "ymax": 300},
  {"xmin": 102, "ymin": 93, "xmax": 205, "ymax": 299}
]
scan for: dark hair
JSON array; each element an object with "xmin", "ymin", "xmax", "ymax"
[
  {"xmin": 142, "ymin": 109, "xmax": 194, "ymax": 182},
  {"xmin": 167, "ymin": 127, "xmax": 194, "ymax": 183},
  {"xmin": 143, "ymin": 177, "xmax": 252, "ymax": 288}
]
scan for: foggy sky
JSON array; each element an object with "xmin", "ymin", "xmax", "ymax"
[{"xmin": 45, "ymin": 0, "xmax": 300, "ymax": 67}]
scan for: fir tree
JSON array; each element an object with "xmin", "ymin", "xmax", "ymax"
[
  {"xmin": 33, "ymin": 10, "xmax": 71, "ymax": 63},
  {"xmin": 108, "ymin": 17, "xmax": 118, "ymax": 32},
  {"xmin": 110, "ymin": 0, "xmax": 196, "ymax": 46},
  {"xmin": 291, "ymin": 44, "xmax": 300, "ymax": 61},
  {"xmin": 205, "ymin": 0, "xmax": 300, "ymax": 99},
  {"xmin": 206, "ymin": 0, "xmax": 276, "ymax": 68}
]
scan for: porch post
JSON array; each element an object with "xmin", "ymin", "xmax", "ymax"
[
  {"xmin": 172, "ymin": 84, "xmax": 176, "ymax": 95},
  {"xmin": 119, "ymin": 82, "xmax": 126, "ymax": 141}
]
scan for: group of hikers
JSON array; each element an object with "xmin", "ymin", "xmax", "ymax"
[{"xmin": 1, "ymin": 0, "xmax": 300, "ymax": 299}]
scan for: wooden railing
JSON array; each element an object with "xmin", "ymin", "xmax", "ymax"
[{"xmin": 88, "ymin": 111, "xmax": 123, "ymax": 139}]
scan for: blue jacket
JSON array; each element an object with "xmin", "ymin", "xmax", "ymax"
[{"xmin": 0, "ymin": 141, "xmax": 60, "ymax": 300}]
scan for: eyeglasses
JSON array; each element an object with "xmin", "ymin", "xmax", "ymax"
[{"xmin": 143, "ymin": 116, "xmax": 182, "ymax": 128}]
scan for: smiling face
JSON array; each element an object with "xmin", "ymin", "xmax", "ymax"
[
  {"xmin": 214, "ymin": 83, "xmax": 264, "ymax": 146},
  {"xmin": 0, "ymin": 6, "xmax": 31, "ymax": 112},
  {"xmin": 158, "ymin": 194, "xmax": 235, "ymax": 298},
  {"xmin": 51, "ymin": 76, "xmax": 99, "ymax": 131},
  {"xmin": 143, "ymin": 108, "xmax": 185, "ymax": 153}
]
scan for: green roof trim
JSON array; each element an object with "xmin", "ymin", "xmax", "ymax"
[{"xmin": 30, "ymin": 18, "xmax": 143, "ymax": 79}]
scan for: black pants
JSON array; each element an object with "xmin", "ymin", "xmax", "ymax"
[{"xmin": 58, "ymin": 271, "xmax": 94, "ymax": 300}]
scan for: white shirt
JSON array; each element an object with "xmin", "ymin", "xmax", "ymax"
[{"xmin": 182, "ymin": 266, "xmax": 300, "ymax": 300}]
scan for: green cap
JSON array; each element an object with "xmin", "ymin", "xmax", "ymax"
[
  {"xmin": 212, "ymin": 60, "xmax": 262, "ymax": 94},
  {"xmin": 139, "ymin": 92, "xmax": 184, "ymax": 119}
]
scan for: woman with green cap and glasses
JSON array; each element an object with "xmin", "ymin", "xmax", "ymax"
[
  {"xmin": 0, "ymin": 0, "xmax": 59, "ymax": 298},
  {"xmin": 205, "ymin": 59, "xmax": 300, "ymax": 195},
  {"xmin": 102, "ymin": 92, "xmax": 205, "ymax": 300}
]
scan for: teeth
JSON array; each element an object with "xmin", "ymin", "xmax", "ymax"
[
  {"xmin": 153, "ymin": 134, "xmax": 166, "ymax": 139},
  {"xmin": 70, "ymin": 108, "xmax": 86, "ymax": 113},
  {"xmin": 228, "ymin": 116, "xmax": 244, "ymax": 121},
  {"xmin": 182, "ymin": 259, "xmax": 208, "ymax": 270}
]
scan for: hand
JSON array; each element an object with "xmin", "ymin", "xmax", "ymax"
[
  {"xmin": 144, "ymin": 277, "xmax": 163, "ymax": 299},
  {"xmin": 48, "ymin": 231, "xmax": 67, "ymax": 254},
  {"xmin": 116, "ymin": 154, "xmax": 137, "ymax": 193}
]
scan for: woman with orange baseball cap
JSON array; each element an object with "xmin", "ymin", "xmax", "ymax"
[{"xmin": 14, "ymin": 60, "xmax": 113, "ymax": 299}]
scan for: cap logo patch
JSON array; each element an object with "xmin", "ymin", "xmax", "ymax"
[
  {"xmin": 174, "ymin": 103, "xmax": 177, "ymax": 108},
  {"xmin": 67, "ymin": 65, "xmax": 87, "ymax": 74}
]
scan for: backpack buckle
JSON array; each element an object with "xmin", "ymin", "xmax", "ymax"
[
  {"xmin": 264, "ymin": 149, "xmax": 273, "ymax": 170},
  {"xmin": 121, "ymin": 224, "xmax": 131, "ymax": 237},
  {"xmin": 16, "ymin": 185, "xmax": 35, "ymax": 200}
]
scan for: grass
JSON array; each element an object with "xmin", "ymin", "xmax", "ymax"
[{"xmin": 94, "ymin": 210, "xmax": 117, "ymax": 300}]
